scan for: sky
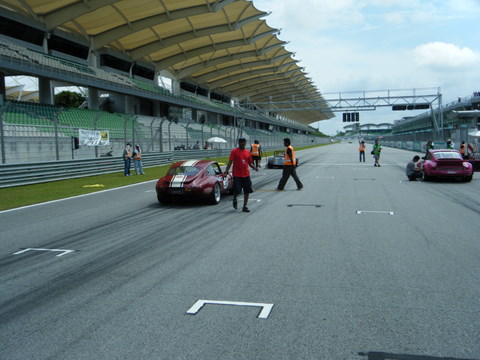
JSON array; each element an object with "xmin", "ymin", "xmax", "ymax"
[{"xmin": 254, "ymin": 0, "xmax": 480, "ymax": 135}]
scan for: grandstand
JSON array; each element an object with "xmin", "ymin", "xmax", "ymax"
[
  {"xmin": 343, "ymin": 123, "xmax": 392, "ymax": 139},
  {"xmin": 390, "ymin": 93, "xmax": 480, "ymax": 144},
  {"xmin": 0, "ymin": 0, "xmax": 334, "ymax": 164}
]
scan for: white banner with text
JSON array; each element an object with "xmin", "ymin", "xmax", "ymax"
[{"xmin": 79, "ymin": 129, "xmax": 110, "ymax": 146}]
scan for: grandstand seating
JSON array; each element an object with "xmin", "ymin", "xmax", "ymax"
[{"xmin": 1, "ymin": 101, "xmax": 146, "ymax": 139}]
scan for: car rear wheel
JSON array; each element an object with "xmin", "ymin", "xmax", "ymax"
[
  {"xmin": 208, "ymin": 183, "xmax": 221, "ymax": 205},
  {"xmin": 464, "ymin": 175, "xmax": 473, "ymax": 182}
]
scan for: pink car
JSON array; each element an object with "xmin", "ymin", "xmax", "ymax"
[{"xmin": 422, "ymin": 149, "xmax": 473, "ymax": 182}]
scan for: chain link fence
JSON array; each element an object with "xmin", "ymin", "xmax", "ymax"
[{"xmin": 0, "ymin": 101, "xmax": 329, "ymax": 164}]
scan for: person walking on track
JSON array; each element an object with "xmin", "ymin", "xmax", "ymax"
[
  {"xmin": 224, "ymin": 138, "xmax": 258, "ymax": 212},
  {"xmin": 250, "ymin": 140, "xmax": 263, "ymax": 168},
  {"xmin": 372, "ymin": 139, "xmax": 382, "ymax": 167},
  {"xmin": 276, "ymin": 138, "xmax": 303, "ymax": 191}
]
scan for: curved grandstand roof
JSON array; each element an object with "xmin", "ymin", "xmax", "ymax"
[{"xmin": 0, "ymin": 0, "xmax": 333, "ymax": 124}]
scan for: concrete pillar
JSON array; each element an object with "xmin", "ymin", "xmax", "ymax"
[
  {"xmin": 153, "ymin": 101, "xmax": 161, "ymax": 117},
  {"xmin": 38, "ymin": 77, "xmax": 53, "ymax": 104},
  {"xmin": 125, "ymin": 95, "xmax": 135, "ymax": 114},
  {"xmin": 88, "ymin": 88, "xmax": 99, "ymax": 110},
  {"xmin": 88, "ymin": 49, "xmax": 97, "ymax": 68},
  {"xmin": 0, "ymin": 72, "xmax": 5, "ymax": 100},
  {"xmin": 172, "ymin": 79, "xmax": 181, "ymax": 95}
]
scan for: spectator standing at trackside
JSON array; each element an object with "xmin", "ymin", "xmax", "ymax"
[
  {"xmin": 276, "ymin": 138, "xmax": 303, "ymax": 191},
  {"xmin": 446, "ymin": 138, "xmax": 454, "ymax": 149},
  {"xmin": 224, "ymin": 138, "xmax": 258, "ymax": 213},
  {"xmin": 459, "ymin": 141, "xmax": 467, "ymax": 159},
  {"xmin": 193, "ymin": 140, "xmax": 200, "ymax": 150},
  {"xmin": 132, "ymin": 144, "xmax": 144, "ymax": 175},
  {"xmin": 406, "ymin": 155, "xmax": 423, "ymax": 181},
  {"xmin": 358, "ymin": 140, "xmax": 366, "ymax": 162},
  {"xmin": 425, "ymin": 139, "xmax": 434, "ymax": 158},
  {"xmin": 250, "ymin": 140, "xmax": 263, "ymax": 168},
  {"xmin": 122, "ymin": 143, "xmax": 133, "ymax": 176},
  {"xmin": 372, "ymin": 139, "xmax": 382, "ymax": 167}
]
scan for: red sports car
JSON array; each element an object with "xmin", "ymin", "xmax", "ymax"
[
  {"xmin": 156, "ymin": 160, "xmax": 233, "ymax": 204},
  {"xmin": 422, "ymin": 149, "xmax": 473, "ymax": 182}
]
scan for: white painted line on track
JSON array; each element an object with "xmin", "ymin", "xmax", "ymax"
[
  {"xmin": 13, "ymin": 248, "xmax": 75, "ymax": 257},
  {"xmin": 0, "ymin": 179, "xmax": 157, "ymax": 214},
  {"xmin": 315, "ymin": 176, "xmax": 335, "ymax": 179},
  {"xmin": 307, "ymin": 163, "xmax": 404, "ymax": 166},
  {"xmin": 356, "ymin": 210, "xmax": 395, "ymax": 215},
  {"xmin": 186, "ymin": 299, "xmax": 274, "ymax": 319}
]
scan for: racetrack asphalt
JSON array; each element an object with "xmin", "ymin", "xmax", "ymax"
[{"xmin": 0, "ymin": 142, "xmax": 479, "ymax": 360}]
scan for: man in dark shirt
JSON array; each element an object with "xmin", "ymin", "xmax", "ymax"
[{"xmin": 406, "ymin": 155, "xmax": 423, "ymax": 181}]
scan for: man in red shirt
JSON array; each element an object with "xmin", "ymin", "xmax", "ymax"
[{"xmin": 224, "ymin": 138, "xmax": 258, "ymax": 212}]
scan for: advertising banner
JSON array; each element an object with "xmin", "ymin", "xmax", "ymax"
[{"xmin": 79, "ymin": 129, "xmax": 110, "ymax": 146}]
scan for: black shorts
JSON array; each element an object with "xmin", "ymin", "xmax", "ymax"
[
  {"xmin": 252, "ymin": 155, "xmax": 260, "ymax": 161},
  {"xmin": 233, "ymin": 176, "xmax": 253, "ymax": 194}
]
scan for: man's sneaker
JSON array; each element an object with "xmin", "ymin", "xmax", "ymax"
[
  {"xmin": 233, "ymin": 199, "xmax": 238, "ymax": 209},
  {"xmin": 276, "ymin": 188, "xmax": 284, "ymax": 191},
  {"xmin": 242, "ymin": 206, "xmax": 250, "ymax": 213},
  {"xmin": 297, "ymin": 186, "xmax": 303, "ymax": 190}
]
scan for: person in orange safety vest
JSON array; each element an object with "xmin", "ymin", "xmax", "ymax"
[
  {"xmin": 359, "ymin": 140, "xmax": 366, "ymax": 162},
  {"xmin": 122, "ymin": 143, "xmax": 132, "ymax": 176},
  {"xmin": 459, "ymin": 141, "xmax": 466, "ymax": 159},
  {"xmin": 250, "ymin": 140, "xmax": 263, "ymax": 168},
  {"xmin": 133, "ymin": 144, "xmax": 144, "ymax": 175},
  {"xmin": 276, "ymin": 138, "xmax": 303, "ymax": 191}
]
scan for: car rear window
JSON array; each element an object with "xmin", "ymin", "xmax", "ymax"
[
  {"xmin": 434, "ymin": 152, "xmax": 462, "ymax": 159},
  {"xmin": 168, "ymin": 166, "xmax": 201, "ymax": 176}
]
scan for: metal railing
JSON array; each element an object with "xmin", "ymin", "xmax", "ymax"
[{"xmin": 0, "ymin": 149, "xmax": 242, "ymax": 188}]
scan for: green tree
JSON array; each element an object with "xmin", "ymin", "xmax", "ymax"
[{"xmin": 54, "ymin": 91, "xmax": 85, "ymax": 108}]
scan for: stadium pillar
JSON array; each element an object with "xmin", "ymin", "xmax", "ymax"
[
  {"xmin": 171, "ymin": 80, "xmax": 181, "ymax": 95},
  {"xmin": 124, "ymin": 95, "xmax": 135, "ymax": 115},
  {"xmin": 0, "ymin": 72, "xmax": 5, "ymax": 100},
  {"xmin": 38, "ymin": 77, "xmax": 53, "ymax": 104},
  {"xmin": 88, "ymin": 88, "xmax": 99, "ymax": 110},
  {"xmin": 153, "ymin": 101, "xmax": 161, "ymax": 117}
]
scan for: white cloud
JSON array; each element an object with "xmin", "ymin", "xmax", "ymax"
[{"xmin": 413, "ymin": 42, "xmax": 479, "ymax": 69}]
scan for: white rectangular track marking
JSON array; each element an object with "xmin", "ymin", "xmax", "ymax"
[
  {"xmin": 186, "ymin": 299, "xmax": 274, "ymax": 319},
  {"xmin": 356, "ymin": 210, "xmax": 395, "ymax": 215}
]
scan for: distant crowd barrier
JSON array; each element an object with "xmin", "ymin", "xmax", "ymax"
[
  {"xmin": 0, "ymin": 150, "xmax": 230, "ymax": 188},
  {"xmin": 0, "ymin": 143, "xmax": 330, "ymax": 188}
]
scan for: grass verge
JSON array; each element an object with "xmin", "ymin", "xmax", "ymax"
[{"xmin": 0, "ymin": 142, "xmax": 335, "ymax": 211}]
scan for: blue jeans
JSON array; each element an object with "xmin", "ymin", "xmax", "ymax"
[
  {"xmin": 124, "ymin": 158, "xmax": 131, "ymax": 175},
  {"xmin": 359, "ymin": 151, "xmax": 365, "ymax": 162},
  {"xmin": 134, "ymin": 160, "xmax": 144, "ymax": 174}
]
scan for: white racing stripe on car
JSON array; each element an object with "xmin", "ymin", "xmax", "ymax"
[
  {"xmin": 170, "ymin": 175, "xmax": 187, "ymax": 188},
  {"xmin": 182, "ymin": 160, "xmax": 200, "ymax": 167},
  {"xmin": 169, "ymin": 160, "xmax": 199, "ymax": 188}
]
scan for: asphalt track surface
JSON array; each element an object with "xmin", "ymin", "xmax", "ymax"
[{"xmin": 1, "ymin": 143, "xmax": 479, "ymax": 360}]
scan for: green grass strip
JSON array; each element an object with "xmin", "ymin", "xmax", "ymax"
[{"xmin": 0, "ymin": 142, "xmax": 336, "ymax": 211}]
